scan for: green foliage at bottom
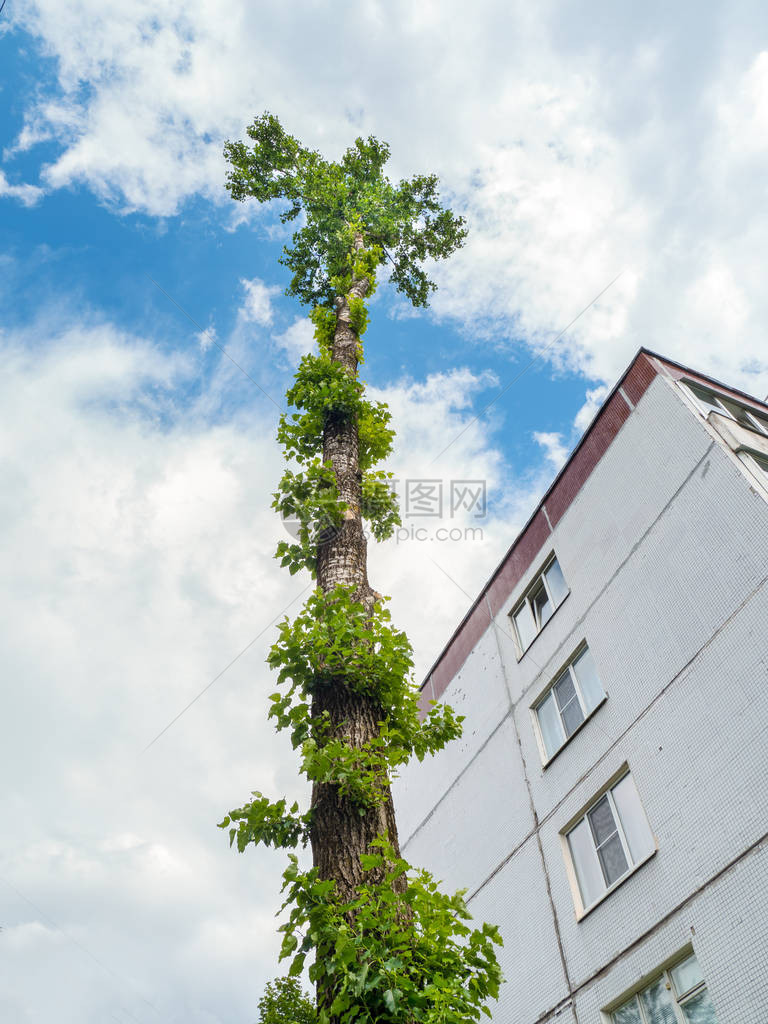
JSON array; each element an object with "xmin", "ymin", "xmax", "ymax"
[
  {"xmin": 258, "ymin": 975, "xmax": 316, "ymax": 1024},
  {"xmin": 278, "ymin": 840, "xmax": 503, "ymax": 1024}
]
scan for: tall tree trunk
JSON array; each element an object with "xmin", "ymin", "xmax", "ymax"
[{"xmin": 310, "ymin": 233, "xmax": 403, "ymax": 905}]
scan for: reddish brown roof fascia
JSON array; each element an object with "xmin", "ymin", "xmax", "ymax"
[
  {"xmin": 420, "ymin": 346, "xmax": 768, "ymax": 695},
  {"xmin": 648, "ymin": 352, "xmax": 768, "ymax": 415}
]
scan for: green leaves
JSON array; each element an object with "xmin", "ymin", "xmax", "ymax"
[
  {"xmin": 267, "ymin": 587, "xmax": 413, "ymax": 702},
  {"xmin": 287, "ymin": 353, "xmax": 364, "ymax": 421},
  {"xmin": 275, "ymin": 839, "xmax": 503, "ymax": 1024},
  {"xmin": 358, "ymin": 401, "xmax": 395, "ymax": 470},
  {"xmin": 300, "ymin": 734, "xmax": 392, "ymax": 810},
  {"xmin": 218, "ymin": 793, "xmax": 312, "ymax": 852},
  {"xmin": 276, "ymin": 351, "xmax": 367, "ymax": 471},
  {"xmin": 361, "ymin": 471, "xmax": 400, "ymax": 541},
  {"xmin": 261, "ymin": 588, "xmax": 465, "ymax": 813},
  {"xmin": 224, "ymin": 113, "xmax": 466, "ymax": 309},
  {"xmin": 272, "ymin": 460, "xmax": 343, "ymax": 576},
  {"xmin": 257, "ymin": 976, "xmax": 316, "ymax": 1024}
]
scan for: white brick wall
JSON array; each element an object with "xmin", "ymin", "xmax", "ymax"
[
  {"xmin": 393, "ymin": 373, "xmax": 768, "ymax": 1023},
  {"xmin": 398, "ymin": 715, "xmax": 533, "ymax": 897},
  {"xmin": 394, "ymin": 624, "xmax": 510, "ymax": 841}
]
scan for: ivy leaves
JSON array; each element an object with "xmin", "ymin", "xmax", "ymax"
[
  {"xmin": 277, "ymin": 843, "xmax": 503, "ymax": 1024},
  {"xmin": 219, "ymin": 586, "xmax": 464, "ymax": 836},
  {"xmin": 277, "ymin": 350, "xmax": 394, "ymax": 473},
  {"xmin": 263, "ymin": 587, "xmax": 464, "ymax": 810},
  {"xmin": 268, "ymin": 587, "xmax": 413, "ymax": 697},
  {"xmin": 219, "ymin": 793, "xmax": 311, "ymax": 852},
  {"xmin": 273, "ymin": 345, "xmax": 399, "ymax": 575},
  {"xmin": 273, "ymin": 460, "xmax": 343, "ymax": 576}
]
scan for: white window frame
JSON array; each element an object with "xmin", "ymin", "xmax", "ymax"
[
  {"xmin": 744, "ymin": 449, "xmax": 768, "ymax": 487},
  {"xmin": 509, "ymin": 553, "xmax": 569, "ymax": 658},
  {"xmin": 561, "ymin": 766, "xmax": 656, "ymax": 919},
  {"xmin": 532, "ymin": 641, "xmax": 606, "ymax": 765},
  {"xmin": 682, "ymin": 379, "xmax": 768, "ymax": 437},
  {"xmin": 603, "ymin": 948, "xmax": 718, "ymax": 1024},
  {"xmin": 684, "ymin": 378, "xmax": 768, "ymax": 497}
]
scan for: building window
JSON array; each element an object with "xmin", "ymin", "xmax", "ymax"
[
  {"xmin": 746, "ymin": 450, "xmax": 768, "ymax": 483},
  {"xmin": 534, "ymin": 644, "xmax": 605, "ymax": 760},
  {"xmin": 610, "ymin": 951, "xmax": 719, "ymax": 1023},
  {"xmin": 565, "ymin": 771, "xmax": 655, "ymax": 913},
  {"xmin": 510, "ymin": 555, "xmax": 569, "ymax": 654},
  {"xmin": 682, "ymin": 380, "xmax": 768, "ymax": 437}
]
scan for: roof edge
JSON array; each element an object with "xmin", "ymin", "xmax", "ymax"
[
  {"xmin": 420, "ymin": 346, "xmax": 768, "ymax": 692},
  {"xmin": 419, "ymin": 347, "xmax": 657, "ymax": 690}
]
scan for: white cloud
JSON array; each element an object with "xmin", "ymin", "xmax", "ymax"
[
  {"xmin": 239, "ymin": 277, "xmax": 279, "ymax": 326},
  {"xmin": 0, "ymin": 315, "xmax": 539, "ymax": 1021},
  {"xmin": 368, "ymin": 366, "xmax": 556, "ymax": 676},
  {"xmin": 2, "ymin": 922, "xmax": 64, "ymax": 952},
  {"xmin": 0, "ymin": 320, "xmax": 292, "ymax": 1022},
  {"xmin": 197, "ymin": 324, "xmax": 217, "ymax": 351},
  {"xmin": 272, "ymin": 316, "xmax": 314, "ymax": 363},
  {"xmin": 573, "ymin": 384, "xmax": 610, "ymax": 433},
  {"xmin": 6, "ymin": 0, "xmax": 768, "ymax": 399},
  {"xmin": 715, "ymin": 49, "xmax": 768, "ymax": 159},
  {"xmin": 0, "ymin": 169, "xmax": 44, "ymax": 206},
  {"xmin": 532, "ymin": 430, "xmax": 569, "ymax": 472}
]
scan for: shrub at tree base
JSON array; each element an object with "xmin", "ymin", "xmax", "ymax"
[{"xmin": 257, "ymin": 976, "xmax": 315, "ymax": 1024}]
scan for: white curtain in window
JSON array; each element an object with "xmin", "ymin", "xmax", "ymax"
[
  {"xmin": 567, "ymin": 818, "xmax": 603, "ymax": 908},
  {"xmin": 572, "ymin": 647, "xmax": 603, "ymax": 712},
  {"xmin": 537, "ymin": 694, "xmax": 564, "ymax": 757},
  {"xmin": 544, "ymin": 558, "xmax": 568, "ymax": 605},
  {"xmin": 612, "ymin": 774, "xmax": 655, "ymax": 863},
  {"xmin": 514, "ymin": 602, "xmax": 537, "ymax": 650},
  {"xmin": 671, "ymin": 955, "xmax": 704, "ymax": 996}
]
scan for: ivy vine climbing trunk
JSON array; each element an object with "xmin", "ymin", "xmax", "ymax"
[
  {"xmin": 312, "ymin": 232, "xmax": 404, "ymax": 907},
  {"xmin": 219, "ymin": 113, "xmax": 503, "ymax": 1024}
]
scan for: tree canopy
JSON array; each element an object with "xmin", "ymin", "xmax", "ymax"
[{"xmin": 224, "ymin": 112, "xmax": 467, "ymax": 309}]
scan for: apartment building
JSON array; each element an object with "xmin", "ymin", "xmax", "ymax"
[{"xmin": 393, "ymin": 349, "xmax": 768, "ymax": 1024}]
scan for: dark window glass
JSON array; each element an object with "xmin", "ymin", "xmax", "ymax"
[
  {"xmin": 596, "ymin": 834, "xmax": 629, "ymax": 886},
  {"xmin": 587, "ymin": 796, "xmax": 616, "ymax": 846},
  {"xmin": 532, "ymin": 583, "xmax": 552, "ymax": 628},
  {"xmin": 554, "ymin": 669, "xmax": 584, "ymax": 736},
  {"xmin": 588, "ymin": 796, "xmax": 628, "ymax": 886}
]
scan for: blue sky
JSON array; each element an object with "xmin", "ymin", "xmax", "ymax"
[
  {"xmin": 2, "ymin": 46, "xmax": 591, "ymax": 476},
  {"xmin": 2, "ymin": 2, "xmax": 768, "ymax": 1022},
  {"xmin": 3, "ymin": 171, "xmax": 586, "ymax": 443}
]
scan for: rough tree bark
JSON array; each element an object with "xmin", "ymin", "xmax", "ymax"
[{"xmin": 310, "ymin": 233, "xmax": 404, "ymax": 905}]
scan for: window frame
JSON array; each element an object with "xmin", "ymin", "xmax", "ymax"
[
  {"xmin": 682, "ymin": 379, "xmax": 768, "ymax": 496},
  {"xmin": 531, "ymin": 641, "xmax": 607, "ymax": 765},
  {"xmin": 603, "ymin": 948, "xmax": 718, "ymax": 1024},
  {"xmin": 682, "ymin": 379, "xmax": 768, "ymax": 437},
  {"xmin": 509, "ymin": 553, "xmax": 569, "ymax": 658},
  {"xmin": 561, "ymin": 766, "xmax": 657, "ymax": 919},
  {"xmin": 744, "ymin": 449, "xmax": 768, "ymax": 487}
]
